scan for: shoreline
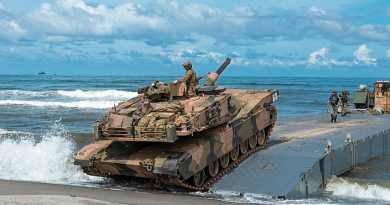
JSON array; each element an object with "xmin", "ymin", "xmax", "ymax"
[{"xmin": 0, "ymin": 180, "xmax": 243, "ymax": 205}]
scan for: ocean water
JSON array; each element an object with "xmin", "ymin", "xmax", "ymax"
[{"xmin": 0, "ymin": 74, "xmax": 389, "ymax": 204}]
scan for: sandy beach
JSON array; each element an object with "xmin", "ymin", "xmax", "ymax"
[{"xmin": 0, "ymin": 180, "xmax": 243, "ymax": 205}]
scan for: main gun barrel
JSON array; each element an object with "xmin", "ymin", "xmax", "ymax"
[
  {"xmin": 216, "ymin": 58, "xmax": 231, "ymax": 75},
  {"xmin": 204, "ymin": 57, "xmax": 231, "ymax": 86}
]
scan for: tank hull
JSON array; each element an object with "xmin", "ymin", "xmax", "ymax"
[{"xmin": 74, "ymin": 89, "xmax": 278, "ymax": 190}]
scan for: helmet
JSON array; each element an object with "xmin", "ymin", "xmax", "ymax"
[
  {"xmin": 332, "ymin": 90, "xmax": 337, "ymax": 93},
  {"xmin": 151, "ymin": 80, "xmax": 159, "ymax": 86},
  {"xmin": 182, "ymin": 60, "xmax": 192, "ymax": 69}
]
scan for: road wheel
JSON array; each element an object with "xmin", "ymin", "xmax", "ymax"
[
  {"xmin": 258, "ymin": 129, "xmax": 266, "ymax": 146},
  {"xmin": 249, "ymin": 134, "xmax": 258, "ymax": 149},
  {"xmin": 192, "ymin": 169, "xmax": 205, "ymax": 187},
  {"xmin": 207, "ymin": 160, "xmax": 219, "ymax": 177},
  {"xmin": 230, "ymin": 147, "xmax": 240, "ymax": 161},
  {"xmin": 219, "ymin": 154, "xmax": 229, "ymax": 169},
  {"xmin": 240, "ymin": 140, "xmax": 249, "ymax": 154}
]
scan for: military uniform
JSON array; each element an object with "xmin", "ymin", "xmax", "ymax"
[
  {"xmin": 329, "ymin": 91, "xmax": 339, "ymax": 122},
  {"xmin": 340, "ymin": 90, "xmax": 349, "ymax": 116},
  {"xmin": 178, "ymin": 61, "xmax": 198, "ymax": 96}
]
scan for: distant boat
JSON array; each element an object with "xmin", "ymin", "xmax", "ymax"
[{"xmin": 38, "ymin": 71, "xmax": 46, "ymax": 75}]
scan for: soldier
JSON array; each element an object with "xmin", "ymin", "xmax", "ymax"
[
  {"xmin": 329, "ymin": 90, "xmax": 339, "ymax": 122},
  {"xmin": 339, "ymin": 90, "xmax": 349, "ymax": 116},
  {"xmin": 175, "ymin": 60, "xmax": 198, "ymax": 96}
]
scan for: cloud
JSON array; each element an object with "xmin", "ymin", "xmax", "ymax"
[
  {"xmin": 353, "ymin": 44, "xmax": 376, "ymax": 65},
  {"xmin": 42, "ymin": 35, "xmax": 71, "ymax": 42},
  {"xmin": 307, "ymin": 46, "xmax": 381, "ymax": 67},
  {"xmin": 0, "ymin": 20, "xmax": 26, "ymax": 41},
  {"xmin": 308, "ymin": 47, "xmax": 329, "ymax": 65},
  {"xmin": 156, "ymin": 47, "xmax": 248, "ymax": 66},
  {"xmin": 168, "ymin": 48, "xmax": 228, "ymax": 64},
  {"xmin": 1, "ymin": 0, "xmax": 390, "ymax": 72},
  {"xmin": 0, "ymin": 7, "xmax": 26, "ymax": 41},
  {"xmin": 26, "ymin": 1, "xmax": 164, "ymax": 37},
  {"xmin": 24, "ymin": 0, "xmax": 229, "ymax": 44},
  {"xmin": 258, "ymin": 58, "xmax": 306, "ymax": 67},
  {"xmin": 0, "ymin": 0, "xmax": 386, "ymax": 46},
  {"xmin": 309, "ymin": 6, "xmax": 327, "ymax": 16},
  {"xmin": 306, "ymin": 47, "xmax": 352, "ymax": 66},
  {"xmin": 358, "ymin": 24, "xmax": 390, "ymax": 42}
]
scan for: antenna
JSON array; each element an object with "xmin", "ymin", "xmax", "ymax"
[
  {"xmin": 109, "ymin": 47, "xmax": 116, "ymax": 110},
  {"xmin": 171, "ymin": 48, "xmax": 181, "ymax": 80}
]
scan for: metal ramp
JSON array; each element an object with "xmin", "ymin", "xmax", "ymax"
[{"xmin": 213, "ymin": 114, "xmax": 390, "ymax": 198}]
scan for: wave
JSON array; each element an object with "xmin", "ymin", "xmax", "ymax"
[
  {"xmin": 0, "ymin": 89, "xmax": 138, "ymax": 99},
  {"xmin": 0, "ymin": 100, "xmax": 117, "ymax": 109},
  {"xmin": 0, "ymin": 90, "xmax": 41, "ymax": 96},
  {"xmin": 0, "ymin": 128, "xmax": 32, "ymax": 135},
  {"xmin": 326, "ymin": 177, "xmax": 390, "ymax": 201},
  {"xmin": 0, "ymin": 122, "xmax": 102, "ymax": 184},
  {"xmin": 57, "ymin": 90, "xmax": 138, "ymax": 99}
]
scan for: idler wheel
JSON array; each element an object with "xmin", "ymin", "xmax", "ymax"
[
  {"xmin": 249, "ymin": 134, "xmax": 258, "ymax": 149},
  {"xmin": 192, "ymin": 169, "xmax": 205, "ymax": 187},
  {"xmin": 230, "ymin": 147, "xmax": 240, "ymax": 161},
  {"xmin": 257, "ymin": 130, "xmax": 266, "ymax": 146},
  {"xmin": 207, "ymin": 160, "xmax": 219, "ymax": 177},
  {"xmin": 240, "ymin": 140, "xmax": 249, "ymax": 154},
  {"xmin": 219, "ymin": 153, "xmax": 230, "ymax": 169}
]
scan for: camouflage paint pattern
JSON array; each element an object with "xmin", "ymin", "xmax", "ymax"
[
  {"xmin": 74, "ymin": 58, "xmax": 279, "ymax": 188},
  {"xmin": 74, "ymin": 89, "xmax": 278, "ymax": 181}
]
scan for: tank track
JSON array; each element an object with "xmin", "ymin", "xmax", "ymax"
[
  {"xmin": 81, "ymin": 166, "xmax": 107, "ymax": 177},
  {"xmin": 82, "ymin": 123, "xmax": 274, "ymax": 189},
  {"xmin": 161, "ymin": 123, "xmax": 275, "ymax": 191},
  {"xmin": 82, "ymin": 106, "xmax": 277, "ymax": 191}
]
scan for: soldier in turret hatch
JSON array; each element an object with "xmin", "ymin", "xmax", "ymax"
[
  {"xmin": 329, "ymin": 90, "xmax": 339, "ymax": 123},
  {"xmin": 174, "ymin": 60, "xmax": 198, "ymax": 97}
]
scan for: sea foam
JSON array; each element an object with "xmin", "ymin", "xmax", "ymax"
[
  {"xmin": 0, "ymin": 122, "xmax": 102, "ymax": 184},
  {"xmin": 0, "ymin": 128, "xmax": 32, "ymax": 135},
  {"xmin": 0, "ymin": 100, "xmax": 116, "ymax": 109},
  {"xmin": 0, "ymin": 90, "xmax": 43, "ymax": 97},
  {"xmin": 326, "ymin": 177, "xmax": 390, "ymax": 201},
  {"xmin": 57, "ymin": 89, "xmax": 137, "ymax": 99},
  {"xmin": 0, "ymin": 89, "xmax": 137, "ymax": 100}
]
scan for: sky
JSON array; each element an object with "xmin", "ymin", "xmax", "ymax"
[{"xmin": 0, "ymin": 0, "xmax": 389, "ymax": 77}]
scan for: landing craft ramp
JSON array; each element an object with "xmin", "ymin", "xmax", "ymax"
[{"xmin": 213, "ymin": 114, "xmax": 390, "ymax": 198}]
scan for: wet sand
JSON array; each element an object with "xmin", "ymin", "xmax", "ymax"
[{"xmin": 0, "ymin": 180, "xmax": 241, "ymax": 205}]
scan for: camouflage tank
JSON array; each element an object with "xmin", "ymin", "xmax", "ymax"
[{"xmin": 74, "ymin": 58, "xmax": 278, "ymax": 190}]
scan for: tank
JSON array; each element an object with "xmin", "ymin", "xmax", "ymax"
[{"xmin": 74, "ymin": 58, "xmax": 278, "ymax": 190}]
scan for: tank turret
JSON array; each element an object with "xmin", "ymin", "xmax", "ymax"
[{"xmin": 197, "ymin": 58, "xmax": 231, "ymax": 95}]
